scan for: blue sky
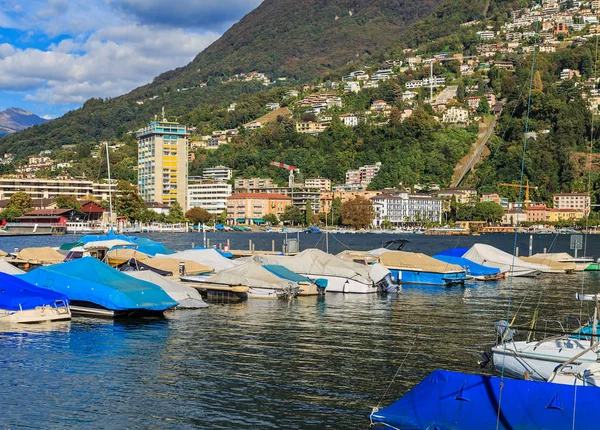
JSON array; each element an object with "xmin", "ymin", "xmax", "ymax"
[{"xmin": 0, "ymin": 0, "xmax": 262, "ymax": 119}]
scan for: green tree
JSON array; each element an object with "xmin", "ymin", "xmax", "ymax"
[
  {"xmin": 262, "ymin": 213, "xmax": 279, "ymax": 225},
  {"xmin": 7, "ymin": 192, "xmax": 33, "ymax": 212},
  {"xmin": 331, "ymin": 198, "xmax": 342, "ymax": 225},
  {"xmin": 473, "ymin": 201, "xmax": 504, "ymax": 224},
  {"xmin": 305, "ymin": 201, "xmax": 314, "ymax": 226},
  {"xmin": 341, "ymin": 196, "xmax": 374, "ymax": 229},
  {"xmin": 280, "ymin": 205, "xmax": 303, "ymax": 225},
  {"xmin": 477, "ymin": 96, "xmax": 490, "ymax": 114},
  {"xmin": 166, "ymin": 202, "xmax": 186, "ymax": 224},
  {"xmin": 217, "ymin": 209, "xmax": 227, "ymax": 224},
  {"xmin": 56, "ymin": 195, "xmax": 82, "ymax": 210},
  {"xmin": 0, "ymin": 207, "xmax": 23, "ymax": 222},
  {"xmin": 185, "ymin": 207, "xmax": 212, "ymax": 225},
  {"xmin": 114, "ymin": 181, "xmax": 145, "ymax": 221}
]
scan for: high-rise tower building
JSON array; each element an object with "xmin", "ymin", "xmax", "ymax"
[{"xmin": 137, "ymin": 115, "xmax": 189, "ymax": 208}]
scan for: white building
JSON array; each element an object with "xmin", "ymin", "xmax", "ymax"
[
  {"xmin": 553, "ymin": 193, "xmax": 590, "ymax": 214},
  {"xmin": 187, "ymin": 181, "xmax": 232, "ymax": 214},
  {"xmin": 443, "ymin": 106, "xmax": 470, "ymax": 123},
  {"xmin": 266, "ymin": 102, "xmax": 280, "ymax": 110},
  {"xmin": 0, "ymin": 177, "xmax": 115, "ymax": 201},
  {"xmin": 202, "ymin": 166, "xmax": 233, "ymax": 182},
  {"xmin": 344, "ymin": 81, "xmax": 360, "ymax": 93},
  {"xmin": 339, "ymin": 114, "xmax": 359, "ymax": 127},
  {"xmin": 371, "ymin": 192, "xmax": 442, "ymax": 225}
]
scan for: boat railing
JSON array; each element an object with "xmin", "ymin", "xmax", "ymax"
[{"xmin": 53, "ymin": 300, "xmax": 70, "ymax": 314}]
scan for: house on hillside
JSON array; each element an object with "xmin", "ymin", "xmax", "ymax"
[{"xmin": 442, "ymin": 106, "xmax": 470, "ymax": 123}]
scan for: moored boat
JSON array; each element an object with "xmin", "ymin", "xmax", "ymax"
[
  {"xmin": 251, "ymin": 249, "xmax": 394, "ymax": 294},
  {"xmin": 0, "ymin": 272, "xmax": 71, "ymax": 323},
  {"xmin": 463, "ymin": 243, "xmax": 549, "ymax": 277},
  {"xmin": 19, "ymin": 257, "xmax": 178, "ymax": 317},
  {"xmin": 369, "ymin": 249, "xmax": 467, "ymax": 286}
]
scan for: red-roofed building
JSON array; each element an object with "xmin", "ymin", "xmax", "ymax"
[
  {"xmin": 81, "ymin": 201, "xmax": 105, "ymax": 222},
  {"xmin": 16, "ymin": 208, "xmax": 84, "ymax": 226},
  {"xmin": 526, "ymin": 204, "xmax": 550, "ymax": 223},
  {"xmin": 226, "ymin": 193, "xmax": 291, "ymax": 225}
]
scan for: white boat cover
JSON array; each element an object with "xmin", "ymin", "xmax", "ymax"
[
  {"xmin": 124, "ymin": 271, "xmax": 208, "ymax": 308},
  {"xmin": 521, "ymin": 254, "xmax": 576, "ymax": 272},
  {"xmin": 207, "ymin": 261, "xmax": 298, "ymax": 290},
  {"xmin": 463, "ymin": 244, "xmax": 550, "ymax": 276},
  {"xmin": 368, "ymin": 250, "xmax": 465, "ymax": 274},
  {"xmin": 156, "ymin": 249, "xmax": 235, "ymax": 272},
  {"xmin": 0, "ymin": 258, "xmax": 25, "ymax": 274},
  {"xmin": 16, "ymin": 247, "xmax": 65, "ymax": 264},
  {"xmin": 251, "ymin": 249, "xmax": 389, "ymax": 284},
  {"xmin": 83, "ymin": 239, "xmax": 135, "ymax": 250},
  {"xmin": 336, "ymin": 250, "xmax": 379, "ymax": 264}
]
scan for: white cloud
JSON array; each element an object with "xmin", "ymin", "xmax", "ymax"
[
  {"xmin": 0, "ymin": 0, "xmax": 262, "ymax": 112},
  {"xmin": 0, "ymin": 25, "xmax": 219, "ymax": 104}
]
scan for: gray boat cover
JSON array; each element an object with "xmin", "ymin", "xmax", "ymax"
[
  {"xmin": 207, "ymin": 261, "xmax": 298, "ymax": 290},
  {"xmin": 463, "ymin": 244, "xmax": 550, "ymax": 276},
  {"xmin": 125, "ymin": 271, "xmax": 208, "ymax": 308},
  {"xmin": 0, "ymin": 259, "xmax": 25, "ymax": 274},
  {"xmin": 251, "ymin": 249, "xmax": 389, "ymax": 284}
]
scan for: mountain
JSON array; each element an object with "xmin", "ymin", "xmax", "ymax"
[
  {"xmin": 0, "ymin": 108, "xmax": 48, "ymax": 137},
  {"xmin": 0, "ymin": 0, "xmax": 497, "ymax": 156}
]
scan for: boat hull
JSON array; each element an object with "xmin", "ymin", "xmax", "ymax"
[
  {"xmin": 301, "ymin": 274, "xmax": 377, "ymax": 294},
  {"xmin": 389, "ymin": 269, "xmax": 467, "ymax": 286},
  {"xmin": 492, "ymin": 340, "xmax": 598, "ymax": 381},
  {"xmin": 69, "ymin": 301, "xmax": 166, "ymax": 318},
  {"xmin": 0, "ymin": 304, "xmax": 71, "ymax": 323}
]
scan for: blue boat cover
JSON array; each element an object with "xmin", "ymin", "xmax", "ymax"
[
  {"xmin": 77, "ymin": 231, "xmax": 175, "ymax": 256},
  {"xmin": 433, "ymin": 255, "xmax": 501, "ymax": 277},
  {"xmin": 128, "ymin": 237, "xmax": 175, "ymax": 256},
  {"xmin": 435, "ymin": 247, "xmax": 469, "ymax": 257},
  {"xmin": 19, "ymin": 257, "xmax": 177, "ymax": 311},
  {"xmin": 263, "ymin": 265, "xmax": 311, "ymax": 283},
  {"xmin": 0, "ymin": 272, "xmax": 69, "ymax": 311},
  {"xmin": 371, "ymin": 370, "xmax": 600, "ymax": 430}
]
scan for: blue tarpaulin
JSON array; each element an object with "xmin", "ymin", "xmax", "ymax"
[
  {"xmin": 263, "ymin": 265, "xmax": 311, "ymax": 283},
  {"xmin": 433, "ymin": 255, "xmax": 501, "ymax": 277},
  {"xmin": 370, "ymin": 370, "xmax": 600, "ymax": 429},
  {"xmin": 19, "ymin": 257, "xmax": 177, "ymax": 311},
  {"xmin": 77, "ymin": 230, "xmax": 175, "ymax": 256},
  {"xmin": 435, "ymin": 247, "xmax": 469, "ymax": 257},
  {"xmin": 0, "ymin": 272, "xmax": 69, "ymax": 311}
]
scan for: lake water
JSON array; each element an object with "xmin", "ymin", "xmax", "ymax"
[{"xmin": 1, "ymin": 232, "xmax": 599, "ymax": 428}]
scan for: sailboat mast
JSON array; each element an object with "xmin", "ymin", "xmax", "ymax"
[{"xmin": 105, "ymin": 141, "xmax": 113, "ymax": 227}]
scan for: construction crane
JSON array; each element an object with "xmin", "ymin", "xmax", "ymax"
[
  {"xmin": 499, "ymin": 180, "xmax": 538, "ymax": 208},
  {"xmin": 270, "ymin": 161, "xmax": 298, "ymax": 188}
]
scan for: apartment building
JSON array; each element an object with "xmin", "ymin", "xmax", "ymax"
[
  {"xmin": 137, "ymin": 118, "xmax": 189, "ymax": 208},
  {"xmin": 226, "ymin": 193, "xmax": 291, "ymax": 225},
  {"xmin": 371, "ymin": 192, "xmax": 443, "ymax": 225},
  {"xmin": 553, "ymin": 193, "xmax": 590, "ymax": 214},
  {"xmin": 345, "ymin": 162, "xmax": 382, "ymax": 186},
  {"xmin": 304, "ymin": 178, "xmax": 331, "ymax": 192},
  {"xmin": 201, "ymin": 166, "xmax": 232, "ymax": 182},
  {"xmin": 234, "ymin": 178, "xmax": 274, "ymax": 190},
  {"xmin": 187, "ymin": 181, "xmax": 232, "ymax": 214},
  {"xmin": 0, "ymin": 177, "xmax": 115, "ymax": 201}
]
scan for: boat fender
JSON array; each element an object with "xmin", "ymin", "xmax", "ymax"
[
  {"xmin": 315, "ymin": 278, "xmax": 327, "ymax": 296},
  {"xmin": 478, "ymin": 350, "xmax": 493, "ymax": 368}
]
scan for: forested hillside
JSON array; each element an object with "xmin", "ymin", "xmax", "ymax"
[{"xmin": 0, "ymin": 0, "xmax": 498, "ymax": 156}]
